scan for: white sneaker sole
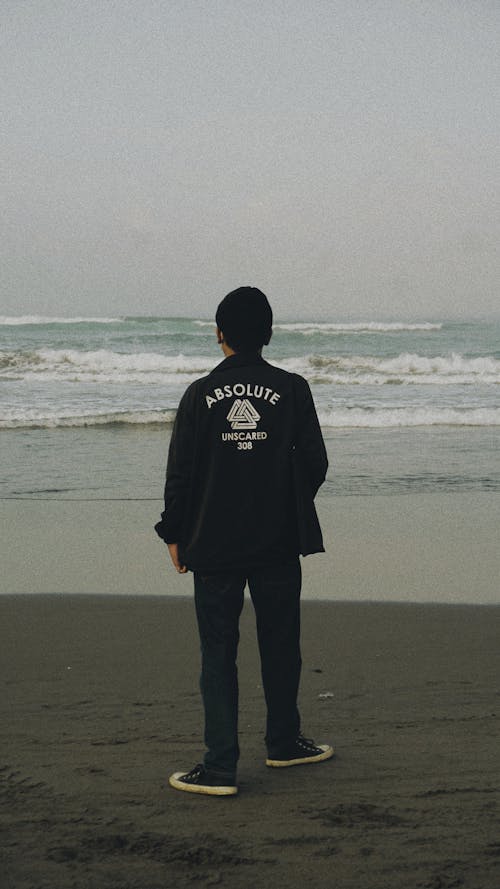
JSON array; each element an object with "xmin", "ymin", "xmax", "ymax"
[
  {"xmin": 169, "ymin": 772, "xmax": 238, "ymax": 796},
  {"xmin": 266, "ymin": 744, "xmax": 334, "ymax": 767}
]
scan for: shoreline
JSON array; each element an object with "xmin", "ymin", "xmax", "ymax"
[{"xmin": 2, "ymin": 591, "xmax": 500, "ymax": 609}]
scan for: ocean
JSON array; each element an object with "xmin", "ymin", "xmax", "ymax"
[{"xmin": 1, "ymin": 315, "xmax": 499, "ymax": 501}]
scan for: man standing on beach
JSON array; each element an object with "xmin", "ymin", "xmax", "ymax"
[{"xmin": 155, "ymin": 286, "xmax": 333, "ymax": 796}]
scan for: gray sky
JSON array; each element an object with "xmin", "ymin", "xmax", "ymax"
[{"xmin": 2, "ymin": 0, "xmax": 499, "ymax": 320}]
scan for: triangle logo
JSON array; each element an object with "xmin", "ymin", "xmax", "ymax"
[{"xmin": 226, "ymin": 399, "xmax": 261, "ymax": 430}]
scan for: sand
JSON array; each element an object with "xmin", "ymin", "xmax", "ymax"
[
  {"xmin": 2, "ymin": 493, "xmax": 500, "ymax": 603},
  {"xmin": 1, "ymin": 594, "xmax": 500, "ymax": 889}
]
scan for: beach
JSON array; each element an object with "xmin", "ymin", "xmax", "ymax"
[
  {"xmin": 2, "ymin": 315, "xmax": 500, "ymax": 886},
  {"xmin": 2, "ymin": 593, "xmax": 500, "ymax": 889},
  {"xmin": 3, "ymin": 0, "xmax": 500, "ymax": 876}
]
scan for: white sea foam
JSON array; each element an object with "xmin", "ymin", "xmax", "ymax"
[
  {"xmin": 0, "ymin": 315, "xmax": 124, "ymax": 325},
  {"xmin": 0, "ymin": 409, "xmax": 176, "ymax": 429},
  {"xmin": 2, "ymin": 405, "xmax": 499, "ymax": 430},
  {"xmin": 274, "ymin": 352, "xmax": 500, "ymax": 385},
  {"xmin": 274, "ymin": 321, "xmax": 443, "ymax": 333},
  {"xmin": 194, "ymin": 319, "xmax": 443, "ymax": 334},
  {"xmin": 0, "ymin": 349, "xmax": 213, "ymax": 383},
  {"xmin": 2, "ymin": 348, "xmax": 499, "ymax": 386},
  {"xmin": 316, "ymin": 407, "xmax": 500, "ymax": 428}
]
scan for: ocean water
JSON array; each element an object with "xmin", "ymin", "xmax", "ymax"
[{"xmin": 1, "ymin": 315, "xmax": 499, "ymax": 500}]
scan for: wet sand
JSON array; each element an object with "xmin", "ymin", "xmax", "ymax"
[
  {"xmin": 2, "ymin": 493, "xmax": 500, "ymax": 603},
  {"xmin": 1, "ymin": 594, "xmax": 499, "ymax": 889}
]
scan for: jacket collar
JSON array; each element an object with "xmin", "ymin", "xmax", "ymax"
[{"xmin": 210, "ymin": 352, "xmax": 267, "ymax": 375}]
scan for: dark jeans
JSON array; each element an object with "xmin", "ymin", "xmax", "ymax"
[{"xmin": 193, "ymin": 558, "xmax": 302, "ymax": 780}]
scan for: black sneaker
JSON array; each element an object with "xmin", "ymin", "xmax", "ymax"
[
  {"xmin": 169, "ymin": 764, "xmax": 238, "ymax": 796},
  {"xmin": 266, "ymin": 735, "xmax": 334, "ymax": 767}
]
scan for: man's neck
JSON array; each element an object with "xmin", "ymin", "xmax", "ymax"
[{"xmin": 220, "ymin": 344, "xmax": 263, "ymax": 359}]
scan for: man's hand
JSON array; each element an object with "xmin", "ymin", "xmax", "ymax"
[{"xmin": 167, "ymin": 543, "xmax": 188, "ymax": 574}]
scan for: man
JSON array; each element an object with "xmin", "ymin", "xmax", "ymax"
[{"xmin": 155, "ymin": 286, "xmax": 333, "ymax": 796}]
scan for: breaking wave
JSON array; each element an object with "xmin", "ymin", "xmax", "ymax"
[
  {"xmin": 276, "ymin": 352, "xmax": 500, "ymax": 385},
  {"xmin": 0, "ymin": 315, "xmax": 124, "ymax": 325},
  {"xmin": 1, "ymin": 349, "xmax": 498, "ymax": 385},
  {"xmin": 194, "ymin": 320, "xmax": 442, "ymax": 334},
  {"xmin": 2, "ymin": 405, "xmax": 499, "ymax": 430},
  {"xmin": 274, "ymin": 321, "xmax": 442, "ymax": 334},
  {"xmin": 2, "ymin": 316, "xmax": 442, "ymax": 332},
  {"xmin": 0, "ymin": 409, "xmax": 176, "ymax": 429},
  {"xmin": 0, "ymin": 349, "xmax": 213, "ymax": 383},
  {"xmin": 316, "ymin": 407, "xmax": 500, "ymax": 428}
]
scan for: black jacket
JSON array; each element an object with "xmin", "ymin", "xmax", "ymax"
[{"xmin": 155, "ymin": 352, "xmax": 328, "ymax": 572}]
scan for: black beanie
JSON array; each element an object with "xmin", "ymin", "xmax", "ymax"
[{"xmin": 215, "ymin": 286, "xmax": 273, "ymax": 351}]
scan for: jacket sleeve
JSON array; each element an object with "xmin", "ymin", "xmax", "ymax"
[
  {"xmin": 293, "ymin": 374, "xmax": 328, "ymax": 496},
  {"xmin": 154, "ymin": 386, "xmax": 195, "ymax": 544}
]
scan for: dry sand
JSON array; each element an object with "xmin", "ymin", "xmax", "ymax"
[{"xmin": 1, "ymin": 594, "xmax": 500, "ymax": 889}]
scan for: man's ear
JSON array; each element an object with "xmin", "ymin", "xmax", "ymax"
[{"xmin": 216, "ymin": 326, "xmax": 224, "ymax": 344}]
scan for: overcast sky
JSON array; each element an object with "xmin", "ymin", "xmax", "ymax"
[{"xmin": 2, "ymin": 0, "xmax": 499, "ymax": 320}]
